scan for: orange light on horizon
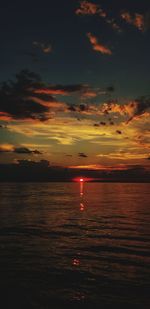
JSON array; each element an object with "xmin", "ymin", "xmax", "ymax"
[{"xmin": 73, "ymin": 177, "xmax": 94, "ymax": 182}]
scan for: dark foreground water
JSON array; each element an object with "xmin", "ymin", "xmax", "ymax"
[{"xmin": 0, "ymin": 183, "xmax": 150, "ymax": 309}]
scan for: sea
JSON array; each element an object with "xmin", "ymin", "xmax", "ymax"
[{"xmin": 0, "ymin": 182, "xmax": 150, "ymax": 308}]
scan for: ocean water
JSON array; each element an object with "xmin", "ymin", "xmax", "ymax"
[{"xmin": 0, "ymin": 182, "xmax": 150, "ymax": 309}]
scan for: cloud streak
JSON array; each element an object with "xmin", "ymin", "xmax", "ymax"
[
  {"xmin": 87, "ymin": 32, "xmax": 112, "ymax": 55},
  {"xmin": 34, "ymin": 84, "xmax": 104, "ymax": 98}
]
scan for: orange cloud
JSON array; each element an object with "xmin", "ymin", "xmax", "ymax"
[
  {"xmin": 69, "ymin": 164, "xmax": 133, "ymax": 171},
  {"xmin": 76, "ymin": 1, "xmax": 121, "ymax": 32},
  {"xmin": 121, "ymin": 11, "xmax": 144, "ymax": 31},
  {"xmin": 34, "ymin": 88, "xmax": 69, "ymax": 96},
  {"xmin": 75, "ymin": 0, "xmax": 108, "ymax": 19},
  {"xmin": 76, "ymin": 1, "xmax": 101, "ymax": 16},
  {"xmin": 29, "ymin": 96, "xmax": 67, "ymax": 110},
  {"xmin": 69, "ymin": 164, "xmax": 106, "ymax": 170},
  {"xmin": 34, "ymin": 84, "xmax": 109, "ymax": 99},
  {"xmin": 101, "ymin": 97, "xmax": 150, "ymax": 122},
  {"xmin": 87, "ymin": 32, "xmax": 112, "ymax": 55},
  {"xmin": 0, "ymin": 144, "xmax": 14, "ymax": 152},
  {"xmin": 97, "ymin": 152, "xmax": 148, "ymax": 160},
  {"xmin": 0, "ymin": 112, "xmax": 12, "ymax": 121},
  {"xmin": 81, "ymin": 90, "xmax": 99, "ymax": 98},
  {"xmin": 134, "ymin": 14, "xmax": 145, "ymax": 31}
]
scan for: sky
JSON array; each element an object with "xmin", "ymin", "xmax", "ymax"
[{"xmin": 0, "ymin": 0, "xmax": 150, "ymax": 174}]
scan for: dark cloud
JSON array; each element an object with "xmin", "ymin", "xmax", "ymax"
[
  {"xmin": 79, "ymin": 103, "xmax": 88, "ymax": 112},
  {"xmin": 68, "ymin": 103, "xmax": 89, "ymax": 113},
  {"xmin": 100, "ymin": 121, "xmax": 106, "ymax": 126},
  {"xmin": 0, "ymin": 70, "xmax": 114, "ymax": 121},
  {"xmin": 1, "ymin": 71, "xmax": 148, "ymax": 124},
  {"xmin": 0, "ymin": 70, "xmax": 51, "ymax": 121},
  {"xmin": 0, "ymin": 70, "xmax": 118, "ymax": 123},
  {"xmin": 109, "ymin": 118, "xmax": 114, "ymax": 125},
  {"xmin": 127, "ymin": 96, "xmax": 150, "ymax": 122},
  {"xmin": 68, "ymin": 105, "xmax": 77, "ymax": 112},
  {"xmin": 14, "ymin": 147, "xmax": 42, "ymax": 155},
  {"xmin": 17, "ymin": 159, "xmax": 49, "ymax": 167},
  {"xmin": 94, "ymin": 119, "xmax": 115, "ymax": 126},
  {"xmin": 106, "ymin": 86, "xmax": 115, "ymax": 93},
  {"xmin": 0, "ymin": 144, "xmax": 42, "ymax": 155},
  {"xmin": 78, "ymin": 152, "xmax": 88, "ymax": 158},
  {"xmin": 68, "ymin": 105, "xmax": 82, "ymax": 113}
]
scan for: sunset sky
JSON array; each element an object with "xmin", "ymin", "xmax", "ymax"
[{"xmin": 0, "ymin": 0, "xmax": 150, "ymax": 173}]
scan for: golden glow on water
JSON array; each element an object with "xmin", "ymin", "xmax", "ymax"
[
  {"xmin": 79, "ymin": 180, "xmax": 85, "ymax": 211},
  {"xmin": 80, "ymin": 181, "xmax": 84, "ymax": 196},
  {"xmin": 72, "ymin": 258, "xmax": 80, "ymax": 266},
  {"xmin": 80, "ymin": 203, "xmax": 85, "ymax": 211}
]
